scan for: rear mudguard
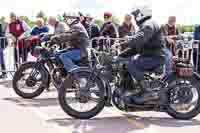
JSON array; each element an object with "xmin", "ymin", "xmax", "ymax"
[{"xmin": 69, "ymin": 67, "xmax": 112, "ymax": 104}]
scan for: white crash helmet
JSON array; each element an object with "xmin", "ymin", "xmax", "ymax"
[
  {"xmin": 131, "ymin": 5, "xmax": 152, "ymax": 25},
  {"xmin": 63, "ymin": 11, "xmax": 80, "ymax": 26}
]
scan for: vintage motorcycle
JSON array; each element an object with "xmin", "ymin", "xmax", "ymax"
[
  {"xmin": 12, "ymin": 31, "xmax": 90, "ymax": 99},
  {"xmin": 58, "ymin": 44, "xmax": 200, "ymax": 120}
]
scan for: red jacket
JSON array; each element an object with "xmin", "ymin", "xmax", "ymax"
[
  {"xmin": 8, "ymin": 20, "xmax": 25, "ymax": 48},
  {"xmin": 8, "ymin": 20, "xmax": 24, "ymax": 38}
]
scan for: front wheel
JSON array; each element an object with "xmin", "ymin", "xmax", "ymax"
[
  {"xmin": 166, "ymin": 75, "xmax": 200, "ymax": 120},
  {"xmin": 58, "ymin": 70, "xmax": 106, "ymax": 119}
]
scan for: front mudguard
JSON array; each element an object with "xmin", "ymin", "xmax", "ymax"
[{"xmin": 67, "ymin": 67, "xmax": 112, "ymax": 105}]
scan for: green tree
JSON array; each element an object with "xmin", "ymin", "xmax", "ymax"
[
  {"xmin": 36, "ymin": 11, "xmax": 46, "ymax": 18},
  {"xmin": 112, "ymin": 16, "xmax": 120, "ymax": 25},
  {"xmin": 181, "ymin": 25, "xmax": 194, "ymax": 32},
  {"xmin": 94, "ymin": 19, "xmax": 103, "ymax": 27},
  {"xmin": 36, "ymin": 11, "xmax": 47, "ymax": 24},
  {"xmin": 57, "ymin": 14, "xmax": 64, "ymax": 22},
  {"xmin": 19, "ymin": 16, "xmax": 34, "ymax": 28},
  {"xmin": 0, "ymin": 16, "xmax": 5, "ymax": 23}
]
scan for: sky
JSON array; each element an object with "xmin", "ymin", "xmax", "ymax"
[{"xmin": 0, "ymin": 0, "xmax": 199, "ymax": 24}]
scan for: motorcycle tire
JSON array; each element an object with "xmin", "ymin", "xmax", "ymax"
[
  {"xmin": 58, "ymin": 70, "xmax": 106, "ymax": 119},
  {"xmin": 12, "ymin": 62, "xmax": 49, "ymax": 99},
  {"xmin": 166, "ymin": 74, "xmax": 200, "ymax": 120}
]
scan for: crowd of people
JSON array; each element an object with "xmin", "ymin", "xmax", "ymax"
[{"xmin": 0, "ymin": 9, "xmax": 196, "ymax": 80}]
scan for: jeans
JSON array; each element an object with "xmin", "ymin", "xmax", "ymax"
[
  {"xmin": 163, "ymin": 48, "xmax": 173, "ymax": 76},
  {"xmin": 128, "ymin": 55, "xmax": 163, "ymax": 81},
  {"xmin": 58, "ymin": 49, "xmax": 80, "ymax": 72}
]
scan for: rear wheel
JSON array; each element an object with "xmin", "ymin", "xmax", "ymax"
[{"xmin": 58, "ymin": 71, "xmax": 106, "ymax": 119}]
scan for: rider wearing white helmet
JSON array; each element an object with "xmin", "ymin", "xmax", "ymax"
[{"xmin": 118, "ymin": 6, "xmax": 166, "ymax": 104}]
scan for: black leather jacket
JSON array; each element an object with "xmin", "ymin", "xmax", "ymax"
[{"xmin": 121, "ymin": 16, "xmax": 165, "ymax": 57}]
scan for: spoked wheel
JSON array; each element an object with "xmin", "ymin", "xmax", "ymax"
[
  {"xmin": 58, "ymin": 71, "xmax": 106, "ymax": 119},
  {"xmin": 12, "ymin": 62, "xmax": 48, "ymax": 99},
  {"xmin": 166, "ymin": 76, "xmax": 200, "ymax": 120}
]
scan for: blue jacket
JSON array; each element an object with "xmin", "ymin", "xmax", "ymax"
[
  {"xmin": 31, "ymin": 26, "xmax": 49, "ymax": 36},
  {"xmin": 194, "ymin": 25, "xmax": 200, "ymax": 40}
]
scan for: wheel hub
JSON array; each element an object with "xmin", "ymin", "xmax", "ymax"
[{"xmin": 26, "ymin": 76, "xmax": 37, "ymax": 87}]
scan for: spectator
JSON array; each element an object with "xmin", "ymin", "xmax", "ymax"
[
  {"xmin": 31, "ymin": 18, "xmax": 49, "ymax": 36},
  {"xmin": 86, "ymin": 14, "xmax": 100, "ymax": 39},
  {"xmin": 161, "ymin": 16, "xmax": 179, "ymax": 56},
  {"xmin": 6, "ymin": 12, "xmax": 30, "ymax": 63},
  {"xmin": 100, "ymin": 12, "xmax": 118, "ymax": 38},
  {"xmin": 48, "ymin": 16, "xmax": 69, "ymax": 34},
  {"xmin": 85, "ymin": 14, "xmax": 100, "ymax": 48},
  {"xmin": 79, "ymin": 14, "xmax": 90, "ymax": 35},
  {"xmin": 0, "ymin": 22, "xmax": 7, "ymax": 78},
  {"xmin": 161, "ymin": 16, "xmax": 179, "ymax": 76},
  {"xmin": 118, "ymin": 14, "xmax": 135, "ymax": 38},
  {"xmin": 99, "ymin": 12, "xmax": 118, "ymax": 51},
  {"xmin": 193, "ymin": 25, "xmax": 200, "ymax": 72},
  {"xmin": 27, "ymin": 18, "xmax": 49, "ymax": 55}
]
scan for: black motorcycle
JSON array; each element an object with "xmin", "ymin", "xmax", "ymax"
[
  {"xmin": 58, "ymin": 47, "xmax": 200, "ymax": 120},
  {"xmin": 12, "ymin": 37, "xmax": 89, "ymax": 99}
]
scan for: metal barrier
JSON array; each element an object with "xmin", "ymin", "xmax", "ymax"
[
  {"xmin": 193, "ymin": 40, "xmax": 199, "ymax": 72},
  {"xmin": 0, "ymin": 36, "xmax": 31, "ymax": 77},
  {"xmin": 89, "ymin": 37, "xmax": 129, "ymax": 55}
]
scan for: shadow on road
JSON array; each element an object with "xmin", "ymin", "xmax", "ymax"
[
  {"xmin": 47, "ymin": 116, "xmax": 142, "ymax": 133},
  {"xmin": 4, "ymin": 97, "xmax": 90, "ymax": 107},
  {"xmin": 124, "ymin": 113, "xmax": 200, "ymax": 128},
  {"xmin": 47, "ymin": 114, "xmax": 200, "ymax": 133},
  {"xmin": 4, "ymin": 97, "xmax": 59, "ymax": 107}
]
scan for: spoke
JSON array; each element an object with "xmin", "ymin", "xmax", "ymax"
[{"xmin": 90, "ymin": 97, "xmax": 100, "ymax": 103}]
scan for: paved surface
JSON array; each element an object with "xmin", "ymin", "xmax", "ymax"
[{"xmin": 1, "ymin": 78, "xmax": 200, "ymax": 133}]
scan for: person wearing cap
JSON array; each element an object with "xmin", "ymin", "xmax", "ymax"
[
  {"xmin": 100, "ymin": 12, "xmax": 118, "ymax": 38},
  {"xmin": 6, "ymin": 12, "xmax": 30, "ymax": 63},
  {"xmin": 99, "ymin": 12, "xmax": 118, "ymax": 51}
]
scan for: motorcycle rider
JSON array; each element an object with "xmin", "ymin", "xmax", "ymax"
[
  {"xmin": 115, "ymin": 7, "xmax": 167, "ymax": 104},
  {"xmin": 51, "ymin": 13, "xmax": 89, "ymax": 72}
]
